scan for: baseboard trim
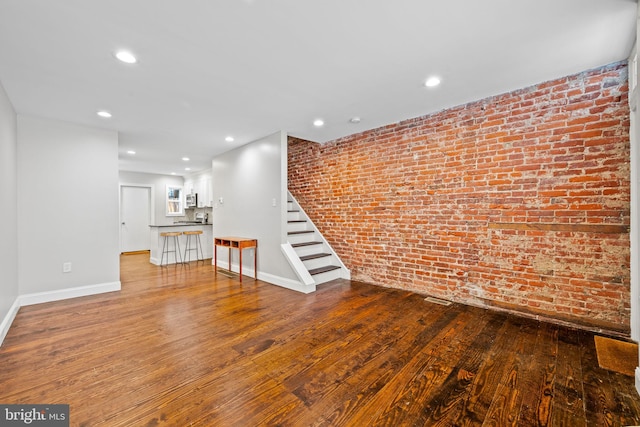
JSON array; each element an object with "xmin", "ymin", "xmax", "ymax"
[
  {"xmin": 259, "ymin": 271, "xmax": 316, "ymax": 294},
  {"xmin": 0, "ymin": 281, "xmax": 122, "ymax": 347},
  {"xmin": 216, "ymin": 261, "xmax": 315, "ymax": 294},
  {"xmin": 19, "ymin": 281, "xmax": 122, "ymax": 307},
  {"xmin": 0, "ymin": 297, "xmax": 21, "ymax": 348}
]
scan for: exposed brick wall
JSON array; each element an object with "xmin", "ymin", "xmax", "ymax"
[{"xmin": 288, "ymin": 62, "xmax": 630, "ymax": 335}]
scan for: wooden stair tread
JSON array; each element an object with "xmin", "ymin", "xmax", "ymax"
[
  {"xmin": 309, "ymin": 265, "xmax": 341, "ymax": 275},
  {"xmin": 300, "ymin": 253, "xmax": 332, "ymax": 261},
  {"xmin": 288, "ymin": 230, "xmax": 314, "ymax": 235},
  {"xmin": 291, "ymin": 241, "xmax": 323, "ymax": 248},
  {"xmin": 288, "ymin": 220, "xmax": 307, "ymax": 223}
]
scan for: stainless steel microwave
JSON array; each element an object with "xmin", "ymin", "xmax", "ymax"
[{"xmin": 186, "ymin": 193, "xmax": 197, "ymax": 207}]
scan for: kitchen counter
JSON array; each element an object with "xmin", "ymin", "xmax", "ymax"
[
  {"xmin": 150, "ymin": 223, "xmax": 213, "ymax": 227},
  {"xmin": 149, "ymin": 224, "xmax": 213, "ymax": 265}
]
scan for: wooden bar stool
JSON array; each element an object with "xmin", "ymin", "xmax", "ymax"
[
  {"xmin": 183, "ymin": 230, "xmax": 204, "ymax": 264},
  {"xmin": 160, "ymin": 231, "xmax": 183, "ymax": 266}
]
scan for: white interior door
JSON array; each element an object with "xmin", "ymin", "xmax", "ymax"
[{"xmin": 121, "ymin": 186, "xmax": 151, "ymax": 253}]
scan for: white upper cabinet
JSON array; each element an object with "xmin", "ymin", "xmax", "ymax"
[
  {"xmin": 184, "ymin": 178, "xmax": 195, "ymax": 195},
  {"xmin": 184, "ymin": 169, "xmax": 213, "ymax": 207},
  {"xmin": 199, "ymin": 175, "xmax": 213, "ymax": 207}
]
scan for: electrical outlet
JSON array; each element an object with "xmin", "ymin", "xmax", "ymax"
[{"xmin": 63, "ymin": 262, "xmax": 72, "ymax": 273}]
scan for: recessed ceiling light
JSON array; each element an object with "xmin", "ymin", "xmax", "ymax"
[
  {"xmin": 171, "ymin": 172, "xmax": 176, "ymax": 175},
  {"xmin": 349, "ymin": 117, "xmax": 361, "ymax": 124},
  {"xmin": 182, "ymin": 157, "xmax": 190, "ymax": 161},
  {"xmin": 313, "ymin": 119, "xmax": 324, "ymax": 127},
  {"xmin": 185, "ymin": 167, "xmax": 191, "ymax": 171},
  {"xmin": 115, "ymin": 50, "xmax": 137, "ymax": 64},
  {"xmin": 97, "ymin": 110, "xmax": 112, "ymax": 118},
  {"xmin": 225, "ymin": 136, "xmax": 234, "ymax": 142},
  {"xmin": 127, "ymin": 150, "xmax": 136, "ymax": 155},
  {"xmin": 425, "ymin": 76, "xmax": 441, "ymax": 87}
]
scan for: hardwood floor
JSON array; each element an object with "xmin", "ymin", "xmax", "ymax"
[{"xmin": 1, "ymin": 253, "xmax": 640, "ymax": 426}]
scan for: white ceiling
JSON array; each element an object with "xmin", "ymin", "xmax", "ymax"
[{"xmin": 0, "ymin": 0, "xmax": 636, "ymax": 176}]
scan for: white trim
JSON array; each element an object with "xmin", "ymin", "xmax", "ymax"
[
  {"xmin": 259, "ymin": 271, "xmax": 316, "ymax": 294},
  {"xmin": 214, "ymin": 260, "xmax": 250, "ymax": 278},
  {"xmin": 281, "ymin": 243, "xmax": 315, "ymax": 286},
  {"xmin": 629, "ymin": 40, "xmax": 639, "ymax": 344},
  {"xmin": 119, "ymin": 182, "xmax": 156, "ymax": 225},
  {"xmin": 0, "ymin": 297, "xmax": 21, "ymax": 347},
  {"xmin": 119, "ymin": 183, "xmax": 155, "ymax": 253},
  {"xmin": 287, "ymin": 191, "xmax": 351, "ymax": 279},
  {"xmin": 19, "ymin": 281, "xmax": 121, "ymax": 306},
  {"xmin": 636, "ymin": 366, "xmax": 640, "ymax": 397},
  {"xmin": 0, "ymin": 281, "xmax": 121, "ymax": 347},
  {"xmin": 215, "ymin": 260, "xmax": 315, "ymax": 294}
]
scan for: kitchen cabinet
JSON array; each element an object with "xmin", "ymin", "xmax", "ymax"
[
  {"xmin": 199, "ymin": 175, "xmax": 213, "ymax": 207},
  {"xmin": 184, "ymin": 169, "xmax": 213, "ymax": 207},
  {"xmin": 184, "ymin": 179, "xmax": 195, "ymax": 196}
]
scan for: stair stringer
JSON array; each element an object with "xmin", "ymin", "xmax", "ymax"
[
  {"xmin": 287, "ymin": 191, "xmax": 351, "ymax": 284},
  {"xmin": 281, "ymin": 242, "xmax": 315, "ymax": 288}
]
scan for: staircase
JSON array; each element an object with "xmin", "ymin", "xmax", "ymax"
[{"xmin": 286, "ymin": 193, "xmax": 348, "ymax": 285}]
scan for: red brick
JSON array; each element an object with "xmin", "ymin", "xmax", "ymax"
[{"xmin": 288, "ymin": 61, "xmax": 630, "ymax": 334}]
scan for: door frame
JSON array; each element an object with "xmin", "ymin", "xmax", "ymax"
[{"xmin": 119, "ymin": 183, "xmax": 155, "ymax": 253}]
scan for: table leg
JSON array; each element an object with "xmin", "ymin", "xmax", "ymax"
[
  {"xmin": 214, "ymin": 244, "xmax": 217, "ymax": 275},
  {"xmin": 239, "ymin": 248, "xmax": 243, "ymax": 282},
  {"xmin": 254, "ymin": 244, "xmax": 257, "ymax": 279}
]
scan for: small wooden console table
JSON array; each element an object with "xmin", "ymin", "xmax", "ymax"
[{"xmin": 214, "ymin": 237, "xmax": 258, "ymax": 282}]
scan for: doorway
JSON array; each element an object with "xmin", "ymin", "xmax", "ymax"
[{"xmin": 120, "ymin": 185, "xmax": 152, "ymax": 253}]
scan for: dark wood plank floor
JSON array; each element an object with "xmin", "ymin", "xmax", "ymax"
[{"xmin": 1, "ymin": 253, "xmax": 639, "ymax": 426}]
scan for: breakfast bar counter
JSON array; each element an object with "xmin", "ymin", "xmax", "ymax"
[{"xmin": 149, "ymin": 224, "xmax": 213, "ymax": 265}]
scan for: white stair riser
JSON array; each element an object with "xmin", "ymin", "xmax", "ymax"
[
  {"xmin": 302, "ymin": 256, "xmax": 336, "ymax": 270},
  {"xmin": 287, "ymin": 211, "xmax": 303, "ymax": 221},
  {"xmin": 287, "ymin": 232, "xmax": 317, "ymax": 245},
  {"xmin": 293, "ymin": 244, "xmax": 326, "ymax": 257},
  {"xmin": 287, "ymin": 221, "xmax": 309, "ymax": 233},
  {"xmin": 312, "ymin": 268, "xmax": 343, "ymax": 285},
  {"xmin": 287, "ymin": 192, "xmax": 350, "ymax": 287}
]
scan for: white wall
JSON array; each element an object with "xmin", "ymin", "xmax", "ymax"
[
  {"xmin": 17, "ymin": 116, "xmax": 120, "ymax": 294},
  {"xmin": 0, "ymin": 81, "xmax": 18, "ymax": 338},
  {"xmin": 119, "ymin": 171, "xmax": 184, "ymax": 225},
  {"xmin": 212, "ymin": 131, "xmax": 299, "ymax": 286},
  {"xmin": 631, "ymin": 11, "xmax": 640, "ymax": 395}
]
